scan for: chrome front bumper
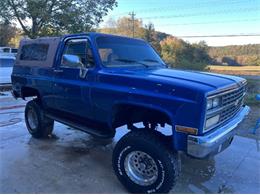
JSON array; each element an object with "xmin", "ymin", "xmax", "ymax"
[{"xmin": 187, "ymin": 105, "xmax": 250, "ymax": 158}]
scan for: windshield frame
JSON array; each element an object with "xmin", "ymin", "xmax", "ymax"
[{"xmin": 94, "ymin": 35, "xmax": 166, "ymax": 69}]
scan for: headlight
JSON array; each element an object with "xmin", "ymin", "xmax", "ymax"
[
  {"xmin": 207, "ymin": 99, "xmax": 213, "ymax": 110},
  {"xmin": 205, "ymin": 114, "xmax": 220, "ymax": 129},
  {"xmin": 207, "ymin": 97, "xmax": 221, "ymax": 110},
  {"xmin": 212, "ymin": 97, "xmax": 221, "ymax": 108}
]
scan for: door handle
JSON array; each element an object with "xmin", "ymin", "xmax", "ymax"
[{"xmin": 53, "ymin": 69, "xmax": 63, "ymax": 73}]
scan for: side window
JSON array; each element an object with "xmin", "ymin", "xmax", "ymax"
[
  {"xmin": 99, "ymin": 48, "xmax": 113, "ymax": 64},
  {"xmin": 61, "ymin": 39, "xmax": 95, "ymax": 68},
  {"xmin": 86, "ymin": 45, "xmax": 95, "ymax": 68},
  {"xmin": 20, "ymin": 44, "xmax": 49, "ymax": 61}
]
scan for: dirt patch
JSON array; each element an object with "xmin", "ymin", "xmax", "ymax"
[
  {"xmin": 235, "ymin": 77, "xmax": 260, "ymax": 139},
  {"xmin": 236, "ymin": 106, "xmax": 260, "ymax": 139}
]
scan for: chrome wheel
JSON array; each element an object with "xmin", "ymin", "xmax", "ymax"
[
  {"xmin": 124, "ymin": 151, "xmax": 158, "ymax": 186},
  {"xmin": 27, "ymin": 107, "xmax": 38, "ymax": 130}
]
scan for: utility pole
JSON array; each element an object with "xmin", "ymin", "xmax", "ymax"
[{"xmin": 129, "ymin": 11, "xmax": 136, "ymax": 38}]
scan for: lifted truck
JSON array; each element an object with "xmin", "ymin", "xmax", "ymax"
[{"xmin": 11, "ymin": 33, "xmax": 250, "ymax": 193}]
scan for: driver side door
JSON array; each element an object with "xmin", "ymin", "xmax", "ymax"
[{"xmin": 53, "ymin": 38, "xmax": 94, "ymax": 118}]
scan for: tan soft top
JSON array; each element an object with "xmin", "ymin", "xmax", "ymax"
[{"xmin": 15, "ymin": 37, "xmax": 61, "ymax": 67}]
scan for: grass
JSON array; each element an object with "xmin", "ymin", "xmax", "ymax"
[
  {"xmin": 244, "ymin": 78, "xmax": 260, "ymax": 106},
  {"xmin": 207, "ymin": 65, "xmax": 260, "ymax": 76}
]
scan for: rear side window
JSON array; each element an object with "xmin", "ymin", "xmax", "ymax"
[{"xmin": 20, "ymin": 44, "xmax": 49, "ymax": 61}]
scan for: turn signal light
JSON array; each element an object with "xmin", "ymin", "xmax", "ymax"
[{"xmin": 175, "ymin": 125, "xmax": 198, "ymax": 135}]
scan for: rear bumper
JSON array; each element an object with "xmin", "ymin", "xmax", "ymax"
[{"xmin": 187, "ymin": 105, "xmax": 250, "ymax": 158}]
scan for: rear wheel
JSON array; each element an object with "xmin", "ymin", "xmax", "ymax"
[
  {"xmin": 112, "ymin": 130, "xmax": 178, "ymax": 193},
  {"xmin": 25, "ymin": 99, "xmax": 54, "ymax": 138}
]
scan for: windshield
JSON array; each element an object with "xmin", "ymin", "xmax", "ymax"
[{"xmin": 96, "ymin": 36, "xmax": 165, "ymax": 68}]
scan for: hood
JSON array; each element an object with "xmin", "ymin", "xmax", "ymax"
[
  {"xmin": 148, "ymin": 68, "xmax": 244, "ymax": 88},
  {"xmin": 106, "ymin": 67, "xmax": 245, "ymax": 93}
]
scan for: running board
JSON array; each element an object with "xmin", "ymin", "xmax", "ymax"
[{"xmin": 46, "ymin": 112, "xmax": 114, "ymax": 139}]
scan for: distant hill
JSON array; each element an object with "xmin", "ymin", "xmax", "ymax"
[
  {"xmin": 209, "ymin": 44, "xmax": 260, "ymax": 56},
  {"xmin": 209, "ymin": 44, "xmax": 260, "ymax": 66}
]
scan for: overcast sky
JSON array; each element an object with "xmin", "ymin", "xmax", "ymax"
[{"xmin": 100, "ymin": 0, "xmax": 260, "ymax": 46}]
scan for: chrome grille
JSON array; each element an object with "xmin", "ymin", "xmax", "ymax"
[
  {"xmin": 219, "ymin": 98, "xmax": 243, "ymax": 122},
  {"xmin": 205, "ymin": 84, "xmax": 246, "ymax": 132},
  {"xmin": 222, "ymin": 86, "xmax": 245, "ymax": 106},
  {"xmin": 220, "ymin": 85, "xmax": 245, "ymax": 123}
]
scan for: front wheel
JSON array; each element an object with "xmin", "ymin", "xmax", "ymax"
[{"xmin": 112, "ymin": 130, "xmax": 178, "ymax": 193}]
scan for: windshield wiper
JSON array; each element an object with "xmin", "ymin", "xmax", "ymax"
[
  {"xmin": 142, "ymin": 59, "xmax": 165, "ymax": 66},
  {"xmin": 142, "ymin": 59, "xmax": 159, "ymax": 63},
  {"xmin": 114, "ymin": 58, "xmax": 150, "ymax": 68}
]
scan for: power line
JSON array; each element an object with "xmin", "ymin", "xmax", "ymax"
[
  {"xmin": 140, "ymin": 7, "xmax": 260, "ymax": 20},
  {"xmin": 175, "ymin": 34, "xmax": 260, "ymax": 38},
  {"xmin": 110, "ymin": 0, "xmax": 258, "ymax": 17},
  {"xmin": 138, "ymin": 0, "xmax": 257, "ymax": 14},
  {"xmin": 154, "ymin": 18, "xmax": 260, "ymax": 26},
  {"xmin": 103, "ymin": 3, "xmax": 260, "ymax": 38}
]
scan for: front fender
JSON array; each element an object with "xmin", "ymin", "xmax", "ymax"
[{"xmin": 109, "ymin": 100, "xmax": 175, "ymax": 126}]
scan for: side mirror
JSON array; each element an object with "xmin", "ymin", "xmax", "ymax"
[
  {"xmin": 62, "ymin": 54, "xmax": 88, "ymax": 78},
  {"xmin": 62, "ymin": 54, "xmax": 82, "ymax": 67}
]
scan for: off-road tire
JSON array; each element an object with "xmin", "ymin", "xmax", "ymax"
[
  {"xmin": 112, "ymin": 130, "xmax": 179, "ymax": 193},
  {"xmin": 25, "ymin": 99, "xmax": 54, "ymax": 138}
]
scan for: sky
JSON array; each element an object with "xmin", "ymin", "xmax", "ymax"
[{"xmin": 100, "ymin": 0, "xmax": 260, "ymax": 46}]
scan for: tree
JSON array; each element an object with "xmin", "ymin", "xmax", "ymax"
[
  {"xmin": 209, "ymin": 44, "xmax": 260, "ymax": 66},
  {"xmin": 144, "ymin": 23, "xmax": 155, "ymax": 43},
  {"xmin": 0, "ymin": 0, "xmax": 117, "ymax": 38},
  {"xmin": 0, "ymin": 21, "xmax": 17, "ymax": 46},
  {"xmin": 101, "ymin": 17, "xmax": 145, "ymax": 38},
  {"xmin": 160, "ymin": 36, "xmax": 185, "ymax": 65},
  {"xmin": 160, "ymin": 36, "xmax": 210, "ymax": 70},
  {"xmin": 100, "ymin": 18, "xmax": 164, "ymax": 53},
  {"xmin": 192, "ymin": 41, "xmax": 211, "ymax": 66},
  {"xmin": 144, "ymin": 22, "xmax": 161, "ymax": 53},
  {"xmin": 116, "ymin": 17, "xmax": 145, "ymax": 38}
]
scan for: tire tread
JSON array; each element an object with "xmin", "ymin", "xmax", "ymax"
[
  {"xmin": 113, "ymin": 129, "xmax": 179, "ymax": 193},
  {"xmin": 25, "ymin": 99, "xmax": 54, "ymax": 138}
]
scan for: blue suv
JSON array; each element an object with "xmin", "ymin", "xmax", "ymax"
[{"xmin": 11, "ymin": 33, "xmax": 250, "ymax": 193}]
